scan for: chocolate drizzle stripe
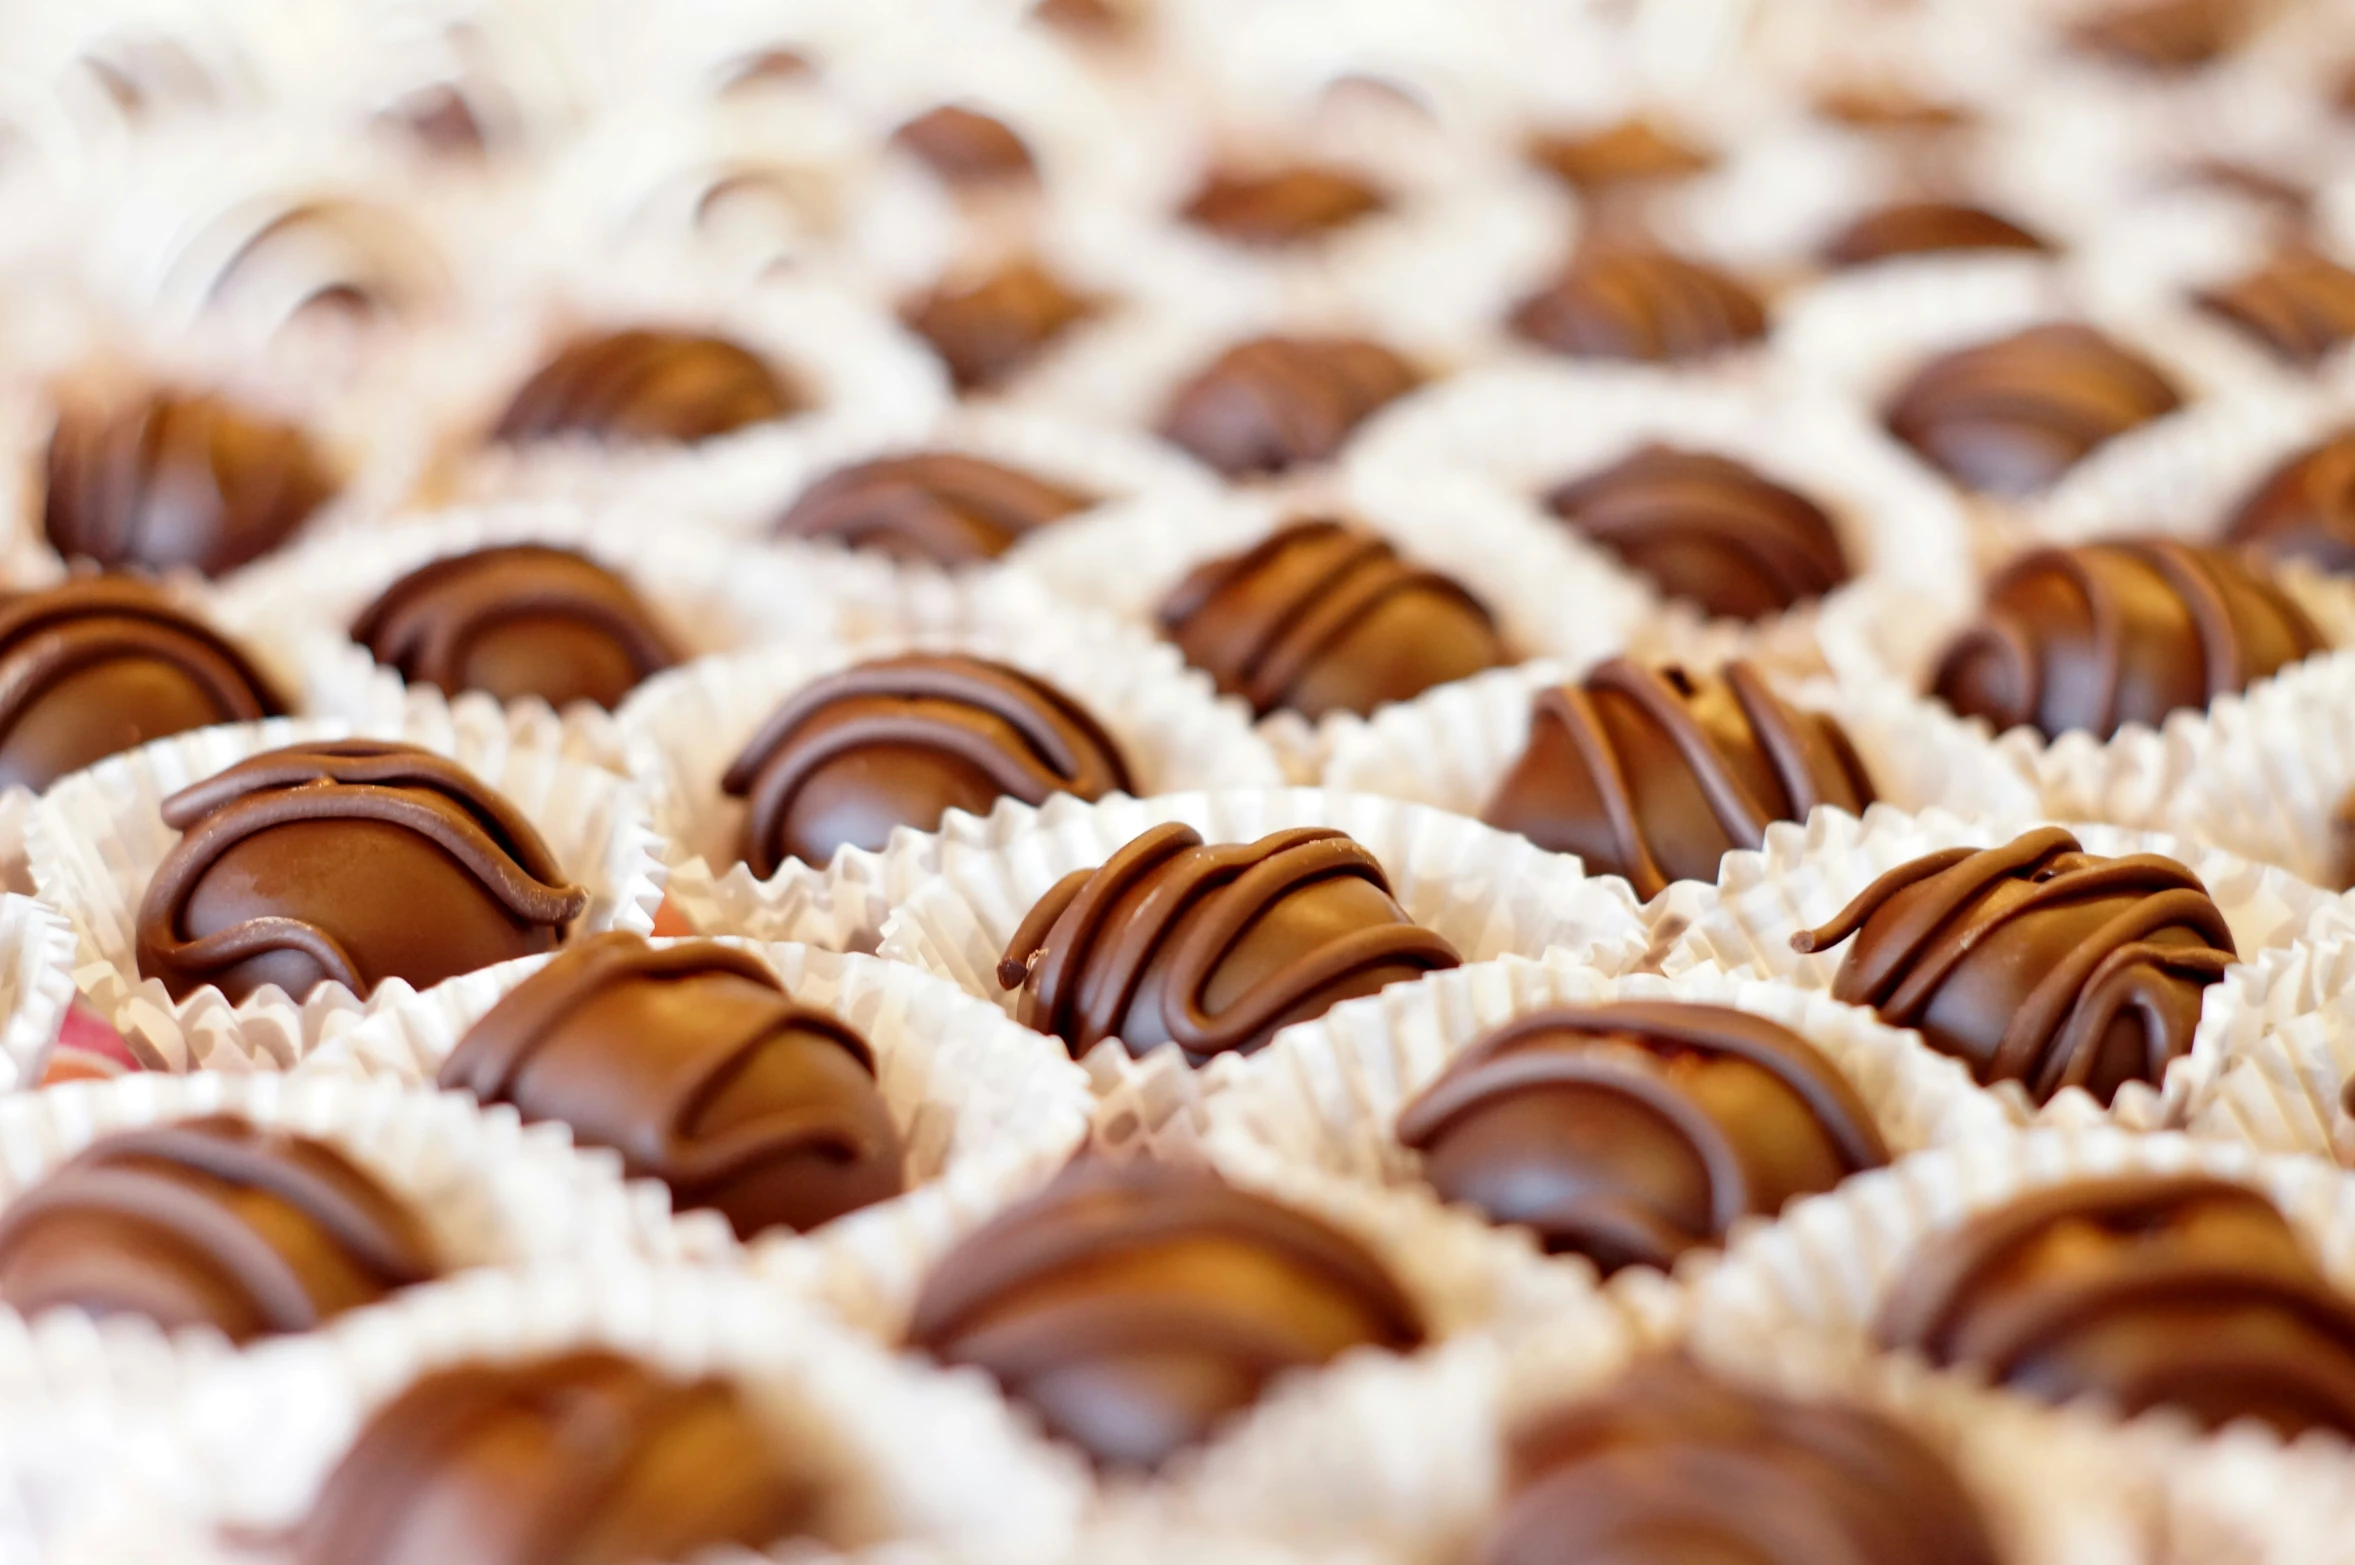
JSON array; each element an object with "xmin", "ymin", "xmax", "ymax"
[
  {"xmin": 1595, "ymin": 662, "xmax": 1779, "ymax": 846},
  {"xmin": 2140, "ymin": 539, "xmax": 2257, "ymax": 698},
  {"xmin": 2034, "ymin": 940, "xmax": 2233, "ymax": 1099},
  {"xmin": 1728, "ymin": 662, "xmax": 1837, "ymax": 819},
  {"xmin": 1531, "ymin": 684, "xmax": 1671, "ymax": 897},
  {"xmin": 1986, "ymin": 885, "xmax": 2236, "ymax": 1082},
  {"xmin": 154, "ymin": 913, "xmax": 367, "ymax": 992},
  {"xmin": 355, "ymin": 553, "xmax": 679, "ymax": 681},
  {"xmin": 1801, "ymin": 831, "xmax": 2075, "ymax": 1003},
  {"xmin": 0, "ymin": 618, "xmax": 281, "ymax": 738},
  {"xmin": 1006, "ymin": 822, "xmax": 1200, "ymax": 1035}
]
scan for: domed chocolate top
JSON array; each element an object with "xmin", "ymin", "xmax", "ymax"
[
  {"xmin": 441, "ymin": 933, "xmax": 905, "ymax": 1239},
  {"xmin": 0, "ymin": 577, "xmax": 285, "ymax": 792},
  {"xmin": 1526, "ymin": 118, "xmax": 1716, "ymax": 190},
  {"xmin": 1823, "ymin": 201, "xmax": 2051, "ymax": 267},
  {"xmin": 891, "ymin": 105, "xmax": 1037, "ymax": 185},
  {"xmin": 2228, "ymin": 429, "xmax": 2355, "ymax": 573},
  {"xmin": 1813, "ymin": 83, "xmax": 1973, "ymax": 133},
  {"xmin": 998, "ymin": 821, "xmax": 1461, "ymax": 1063},
  {"xmin": 720, "ymin": 653, "xmax": 1131, "ymax": 876},
  {"xmin": 1158, "ymin": 335, "xmax": 1420, "ymax": 476},
  {"xmin": 776, "ymin": 452, "xmax": 1092, "ymax": 566},
  {"xmin": 1481, "ymin": 1358, "xmax": 2000, "ymax": 1565},
  {"xmin": 901, "ymin": 258, "xmax": 1095, "ymax": 391},
  {"xmin": 2071, "ymin": 0, "xmax": 2247, "ymax": 72},
  {"xmin": 1398, "ymin": 1002, "xmax": 1888, "ymax": 1274},
  {"xmin": 351, "ymin": 544, "xmax": 681, "ymax": 712},
  {"xmin": 2195, "ymin": 251, "xmax": 2355, "ymax": 368},
  {"xmin": 1509, "ymin": 248, "xmax": 1768, "ymax": 364},
  {"xmin": 1158, "ymin": 519, "xmax": 1508, "ymax": 721},
  {"xmin": 44, "ymin": 390, "xmax": 340, "ymax": 577},
  {"xmin": 1482, "ymin": 659, "xmax": 1876, "ymax": 900},
  {"xmin": 1793, "ymin": 827, "xmax": 2236, "ymax": 1105},
  {"xmin": 1542, "ymin": 444, "xmax": 1853, "ymax": 619},
  {"xmin": 1876, "ymin": 1174, "xmax": 2355, "ymax": 1436},
  {"xmin": 906, "ymin": 1157, "xmax": 1424, "ymax": 1470},
  {"xmin": 1930, "ymin": 538, "xmax": 2323, "ymax": 740},
  {"xmin": 1179, "ymin": 164, "xmax": 1387, "ymax": 245},
  {"xmin": 136, "ymin": 739, "xmax": 586, "ymax": 1003},
  {"xmin": 1882, "ymin": 323, "xmax": 2184, "ymax": 496},
  {"xmin": 297, "ymin": 1352, "xmax": 818, "ymax": 1565},
  {"xmin": 491, "ymin": 329, "xmax": 800, "ymax": 446},
  {"xmin": 0, "ymin": 1114, "xmax": 438, "ymax": 1342}
]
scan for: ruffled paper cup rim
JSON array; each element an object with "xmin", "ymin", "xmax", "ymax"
[
  {"xmin": 618, "ymin": 619, "xmax": 1285, "ymax": 947},
  {"xmin": 306, "ymin": 938, "xmax": 1097, "ymax": 1315},
  {"xmin": 1655, "ymin": 801, "xmax": 2350, "ymax": 1132},
  {"xmin": 2182, "ymin": 920, "xmax": 2355, "ymax": 1160},
  {"xmin": 26, "ymin": 715, "xmax": 665, "ymax": 1071},
  {"xmin": 0, "ymin": 892, "xmax": 78, "ymax": 1092}
]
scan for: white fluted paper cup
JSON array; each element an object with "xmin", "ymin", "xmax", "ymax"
[
  {"xmin": 0, "ymin": 893, "xmax": 77, "ymax": 1094},
  {"xmin": 1656, "ymin": 803, "xmax": 2348, "ymax": 1130},
  {"xmin": 26, "ymin": 716, "xmax": 664, "ymax": 1071},
  {"xmin": 2182, "ymin": 924, "xmax": 2355, "ymax": 1160},
  {"xmin": 618, "ymin": 620, "xmax": 1283, "ymax": 947}
]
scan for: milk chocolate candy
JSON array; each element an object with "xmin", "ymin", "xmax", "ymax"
[
  {"xmin": 1509, "ymin": 249, "xmax": 1767, "ymax": 363},
  {"xmin": 491, "ymin": 329, "xmax": 799, "ymax": 446},
  {"xmin": 1526, "ymin": 119, "xmax": 1715, "ymax": 190},
  {"xmin": 891, "ymin": 105, "xmax": 1035, "ymax": 185},
  {"xmin": 775, "ymin": 452, "xmax": 1092, "ymax": 566},
  {"xmin": 2071, "ymin": 0, "xmax": 2247, "ymax": 72},
  {"xmin": 2230, "ymin": 429, "xmax": 2355, "ymax": 573},
  {"xmin": 1179, "ymin": 165, "xmax": 1386, "ymax": 245},
  {"xmin": 1793, "ymin": 827, "xmax": 2236, "ymax": 1105},
  {"xmin": 901, "ymin": 258, "xmax": 1094, "ymax": 391},
  {"xmin": 441, "ymin": 933, "xmax": 904, "ymax": 1239},
  {"xmin": 998, "ymin": 821, "xmax": 1461, "ymax": 1063},
  {"xmin": 2195, "ymin": 251, "xmax": 2355, "ymax": 368},
  {"xmin": 1158, "ymin": 336, "xmax": 1419, "ymax": 476},
  {"xmin": 1823, "ymin": 201, "xmax": 2051, "ymax": 266},
  {"xmin": 135, "ymin": 739, "xmax": 586, "ymax": 1003}
]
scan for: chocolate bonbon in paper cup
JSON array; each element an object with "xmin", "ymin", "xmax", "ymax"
[
  {"xmin": 617, "ymin": 621, "xmax": 1283, "ymax": 947},
  {"xmin": 26, "ymin": 716, "xmax": 664, "ymax": 1071}
]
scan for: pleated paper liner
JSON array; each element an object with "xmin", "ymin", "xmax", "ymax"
[
  {"xmin": 0, "ymin": 893, "xmax": 78, "ymax": 1093},
  {"xmin": 1653, "ymin": 802, "xmax": 2349, "ymax": 1131},
  {"xmin": 25, "ymin": 715, "xmax": 664, "ymax": 1070},
  {"xmin": 305, "ymin": 938, "xmax": 1096, "ymax": 1318},
  {"xmin": 2184, "ymin": 924, "xmax": 2355, "ymax": 1161}
]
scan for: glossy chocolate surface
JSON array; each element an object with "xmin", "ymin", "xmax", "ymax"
[
  {"xmin": 1482, "ymin": 659, "xmax": 1876, "ymax": 900},
  {"xmin": 297, "ymin": 1351, "xmax": 816, "ymax": 1565},
  {"xmin": 0, "ymin": 1114, "xmax": 437, "ymax": 1342},
  {"xmin": 1877, "ymin": 1174, "xmax": 2355, "ymax": 1435},
  {"xmin": 906, "ymin": 1157, "xmax": 1424, "ymax": 1470},
  {"xmin": 44, "ymin": 390, "xmax": 339, "ymax": 577},
  {"xmin": 891, "ymin": 105, "xmax": 1037, "ymax": 185},
  {"xmin": 1481, "ymin": 1358, "xmax": 2000, "ymax": 1565},
  {"xmin": 2230, "ymin": 429, "xmax": 2355, "ymax": 573},
  {"xmin": 0, "ymin": 576, "xmax": 284, "ymax": 792},
  {"xmin": 136, "ymin": 739, "xmax": 586, "ymax": 1003},
  {"xmin": 775, "ymin": 452, "xmax": 1092, "ymax": 565},
  {"xmin": 441, "ymin": 933, "xmax": 904, "ymax": 1239},
  {"xmin": 1882, "ymin": 323, "xmax": 2183, "ymax": 495},
  {"xmin": 1180, "ymin": 165, "xmax": 1386, "ymax": 245},
  {"xmin": 1527, "ymin": 119, "xmax": 1715, "ymax": 190},
  {"xmin": 901, "ymin": 258, "xmax": 1094, "ymax": 391},
  {"xmin": 2196, "ymin": 251, "xmax": 2355, "ymax": 368},
  {"xmin": 1398, "ymin": 1001, "xmax": 1888, "ymax": 1273},
  {"xmin": 1794, "ymin": 827, "xmax": 2236, "ymax": 1104},
  {"xmin": 491, "ymin": 328, "xmax": 798, "ymax": 446},
  {"xmin": 352, "ymin": 544, "xmax": 680, "ymax": 712},
  {"xmin": 1158, "ymin": 335, "xmax": 1419, "ymax": 475},
  {"xmin": 1931, "ymin": 538, "xmax": 2323, "ymax": 740},
  {"xmin": 2071, "ymin": 0, "xmax": 2247, "ymax": 72},
  {"xmin": 1542, "ymin": 444, "xmax": 1852, "ymax": 619},
  {"xmin": 1823, "ymin": 201, "xmax": 2051, "ymax": 266},
  {"xmin": 1509, "ymin": 248, "xmax": 1767, "ymax": 363},
  {"xmin": 998, "ymin": 821, "xmax": 1461, "ymax": 1063},
  {"xmin": 1158, "ymin": 519, "xmax": 1509, "ymax": 720},
  {"xmin": 721, "ymin": 653, "xmax": 1130, "ymax": 875}
]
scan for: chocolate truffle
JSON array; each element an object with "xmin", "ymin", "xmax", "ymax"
[
  {"xmin": 891, "ymin": 105, "xmax": 1035, "ymax": 185},
  {"xmin": 1157, "ymin": 335, "xmax": 1419, "ymax": 476},
  {"xmin": 440, "ymin": 933, "xmax": 905, "ymax": 1239},
  {"xmin": 1541, "ymin": 444, "xmax": 1853, "ymax": 619},
  {"xmin": 1157, "ymin": 519, "xmax": 1510, "ymax": 721},
  {"xmin": 901, "ymin": 258, "xmax": 1095, "ymax": 391},
  {"xmin": 0, "ymin": 1114, "xmax": 438, "ymax": 1342},
  {"xmin": 1179, "ymin": 165, "xmax": 1387, "ymax": 246},
  {"xmin": 1876, "ymin": 1174, "xmax": 2355, "ymax": 1435},
  {"xmin": 1482, "ymin": 1358, "xmax": 2001, "ymax": 1565},
  {"xmin": 350, "ymin": 544, "xmax": 681, "ymax": 712},
  {"xmin": 1882, "ymin": 323, "xmax": 2184, "ymax": 495},
  {"xmin": 135, "ymin": 739, "xmax": 587, "ymax": 1003},
  {"xmin": 720, "ymin": 653, "xmax": 1131, "ymax": 876},
  {"xmin": 2070, "ymin": 0, "xmax": 2246, "ymax": 72},
  {"xmin": 2195, "ymin": 251, "xmax": 2355, "ymax": 368},
  {"xmin": 774, "ymin": 452, "xmax": 1091, "ymax": 566},
  {"xmin": 1823, "ymin": 201, "xmax": 2052, "ymax": 267},
  {"xmin": 43, "ymin": 390, "xmax": 340, "ymax": 577},
  {"xmin": 1792, "ymin": 827, "xmax": 2236, "ymax": 1105},
  {"xmin": 0, "ymin": 576, "xmax": 285, "ymax": 793},
  {"xmin": 1526, "ymin": 119, "xmax": 1716, "ymax": 190},
  {"xmin": 998, "ymin": 821, "xmax": 1462, "ymax": 1063},
  {"xmin": 1482, "ymin": 659, "xmax": 1876, "ymax": 900},
  {"xmin": 906, "ymin": 1157, "xmax": 1424, "ymax": 1470},
  {"xmin": 1398, "ymin": 1002, "xmax": 1888, "ymax": 1274},
  {"xmin": 2230, "ymin": 430, "xmax": 2355, "ymax": 572},
  {"xmin": 1509, "ymin": 248, "xmax": 1768, "ymax": 364},
  {"xmin": 491, "ymin": 328, "xmax": 799, "ymax": 447},
  {"xmin": 1930, "ymin": 538, "xmax": 2323, "ymax": 740},
  {"xmin": 297, "ymin": 1352, "xmax": 817, "ymax": 1565}
]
